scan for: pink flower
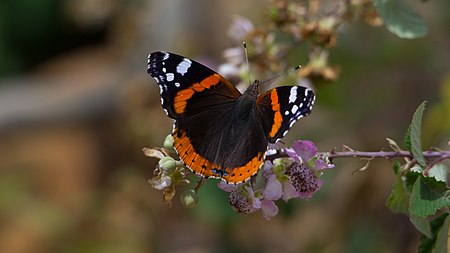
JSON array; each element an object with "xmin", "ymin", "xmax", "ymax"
[
  {"xmin": 263, "ymin": 161, "xmax": 299, "ymax": 202},
  {"xmin": 285, "ymin": 140, "xmax": 317, "ymax": 162},
  {"xmin": 263, "ymin": 174, "xmax": 283, "ymax": 201},
  {"xmin": 261, "ymin": 199, "xmax": 278, "ymax": 220},
  {"xmin": 286, "ymin": 163, "xmax": 323, "ymax": 199},
  {"xmin": 217, "ymin": 140, "xmax": 333, "ymax": 219},
  {"xmin": 268, "ymin": 140, "xmax": 333, "ymax": 200},
  {"xmin": 228, "ymin": 186, "xmax": 261, "ymax": 214}
]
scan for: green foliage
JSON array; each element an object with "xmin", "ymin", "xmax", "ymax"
[
  {"xmin": 386, "ymin": 101, "xmax": 449, "ymax": 252},
  {"xmin": 428, "ymin": 164, "xmax": 449, "ymax": 184},
  {"xmin": 409, "ymin": 176, "xmax": 450, "ymax": 218},
  {"xmin": 374, "ymin": 0, "xmax": 428, "ymax": 39},
  {"xmin": 418, "ymin": 213, "xmax": 449, "ymax": 253},
  {"xmin": 408, "ymin": 101, "xmax": 427, "ymax": 166},
  {"xmin": 411, "ymin": 216, "xmax": 432, "ymax": 238},
  {"xmin": 385, "ymin": 162, "xmax": 409, "ymax": 214}
]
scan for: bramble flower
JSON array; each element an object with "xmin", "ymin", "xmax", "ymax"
[
  {"xmin": 286, "ymin": 163, "xmax": 323, "ymax": 199},
  {"xmin": 263, "ymin": 159, "xmax": 300, "ymax": 202},
  {"xmin": 285, "ymin": 140, "xmax": 334, "ymax": 199},
  {"xmin": 228, "ymin": 186, "xmax": 261, "ymax": 214},
  {"xmin": 286, "ymin": 140, "xmax": 317, "ymax": 162},
  {"xmin": 262, "ymin": 140, "xmax": 333, "ymax": 204},
  {"xmin": 218, "ymin": 181, "xmax": 279, "ymax": 220}
]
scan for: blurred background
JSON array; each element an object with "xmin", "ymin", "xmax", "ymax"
[{"xmin": 0, "ymin": 0, "xmax": 449, "ymax": 253}]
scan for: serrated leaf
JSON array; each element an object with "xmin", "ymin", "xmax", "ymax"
[
  {"xmin": 411, "ymin": 216, "xmax": 432, "ymax": 238},
  {"xmin": 418, "ymin": 213, "xmax": 449, "ymax": 253},
  {"xmin": 428, "ymin": 164, "xmax": 448, "ymax": 184},
  {"xmin": 409, "ymin": 176, "xmax": 450, "ymax": 218},
  {"xmin": 410, "ymin": 101, "xmax": 427, "ymax": 167},
  {"xmin": 386, "ymin": 169, "xmax": 410, "ymax": 214},
  {"xmin": 374, "ymin": 0, "xmax": 428, "ymax": 39}
]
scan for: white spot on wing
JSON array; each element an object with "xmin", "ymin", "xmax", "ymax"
[
  {"xmin": 162, "ymin": 67, "xmax": 166, "ymax": 73},
  {"xmin": 163, "ymin": 52, "xmax": 169, "ymax": 60},
  {"xmin": 175, "ymin": 82, "xmax": 181, "ymax": 87},
  {"xmin": 177, "ymin": 58, "xmax": 192, "ymax": 76},
  {"xmin": 291, "ymin": 104, "xmax": 299, "ymax": 114},
  {"xmin": 289, "ymin": 86, "xmax": 298, "ymax": 103},
  {"xmin": 166, "ymin": 73, "xmax": 174, "ymax": 81}
]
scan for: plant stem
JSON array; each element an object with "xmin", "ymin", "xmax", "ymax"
[{"xmin": 267, "ymin": 150, "xmax": 450, "ymax": 162}]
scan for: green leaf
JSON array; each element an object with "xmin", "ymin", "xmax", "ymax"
[
  {"xmin": 433, "ymin": 214, "xmax": 449, "ymax": 253},
  {"xmin": 386, "ymin": 163, "xmax": 410, "ymax": 214},
  {"xmin": 405, "ymin": 170, "xmax": 421, "ymax": 192},
  {"xmin": 428, "ymin": 164, "xmax": 448, "ymax": 184},
  {"xmin": 418, "ymin": 213, "xmax": 449, "ymax": 253},
  {"xmin": 405, "ymin": 125, "xmax": 412, "ymax": 151},
  {"xmin": 392, "ymin": 160, "xmax": 401, "ymax": 175},
  {"xmin": 411, "ymin": 216, "xmax": 432, "ymax": 238},
  {"xmin": 410, "ymin": 101, "xmax": 427, "ymax": 167},
  {"xmin": 409, "ymin": 176, "xmax": 450, "ymax": 218},
  {"xmin": 374, "ymin": 0, "xmax": 428, "ymax": 39}
]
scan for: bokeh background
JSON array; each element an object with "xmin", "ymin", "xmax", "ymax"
[{"xmin": 0, "ymin": 0, "xmax": 449, "ymax": 253}]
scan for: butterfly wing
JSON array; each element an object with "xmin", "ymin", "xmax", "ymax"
[
  {"xmin": 147, "ymin": 51, "xmax": 241, "ymax": 119},
  {"xmin": 257, "ymin": 86, "xmax": 315, "ymax": 143},
  {"xmin": 149, "ymin": 52, "xmax": 257, "ymax": 183}
]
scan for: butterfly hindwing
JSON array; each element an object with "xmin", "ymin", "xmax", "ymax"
[
  {"xmin": 147, "ymin": 51, "xmax": 241, "ymax": 119},
  {"xmin": 257, "ymin": 86, "xmax": 315, "ymax": 143}
]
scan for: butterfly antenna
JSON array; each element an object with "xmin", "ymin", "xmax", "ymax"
[
  {"xmin": 243, "ymin": 42, "xmax": 252, "ymax": 85},
  {"xmin": 259, "ymin": 65, "xmax": 302, "ymax": 86}
]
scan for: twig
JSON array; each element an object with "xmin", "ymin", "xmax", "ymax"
[{"xmin": 267, "ymin": 150, "xmax": 450, "ymax": 162}]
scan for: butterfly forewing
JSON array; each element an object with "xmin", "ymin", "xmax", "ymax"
[
  {"xmin": 147, "ymin": 51, "xmax": 240, "ymax": 118},
  {"xmin": 257, "ymin": 86, "xmax": 315, "ymax": 143}
]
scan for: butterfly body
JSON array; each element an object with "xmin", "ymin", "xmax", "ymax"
[{"xmin": 148, "ymin": 51, "xmax": 315, "ymax": 184}]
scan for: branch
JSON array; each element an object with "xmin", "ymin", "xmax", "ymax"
[{"xmin": 267, "ymin": 149, "xmax": 450, "ymax": 163}]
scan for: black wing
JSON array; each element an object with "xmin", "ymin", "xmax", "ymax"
[
  {"xmin": 147, "ymin": 51, "xmax": 241, "ymax": 119},
  {"xmin": 257, "ymin": 86, "xmax": 315, "ymax": 143}
]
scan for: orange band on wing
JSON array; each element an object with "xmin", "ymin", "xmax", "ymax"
[
  {"xmin": 222, "ymin": 152, "xmax": 264, "ymax": 184},
  {"xmin": 173, "ymin": 129, "xmax": 219, "ymax": 178},
  {"xmin": 173, "ymin": 74, "xmax": 221, "ymax": 114},
  {"xmin": 173, "ymin": 128, "xmax": 264, "ymax": 184},
  {"xmin": 268, "ymin": 90, "xmax": 282, "ymax": 138}
]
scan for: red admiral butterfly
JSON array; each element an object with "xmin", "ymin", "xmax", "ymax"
[{"xmin": 148, "ymin": 51, "xmax": 315, "ymax": 184}]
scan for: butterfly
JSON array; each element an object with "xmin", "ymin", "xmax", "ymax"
[{"xmin": 147, "ymin": 51, "xmax": 315, "ymax": 184}]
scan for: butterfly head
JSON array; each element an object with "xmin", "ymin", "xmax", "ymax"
[{"xmin": 243, "ymin": 80, "xmax": 260, "ymax": 98}]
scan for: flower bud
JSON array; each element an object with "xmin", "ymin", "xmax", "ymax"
[
  {"xmin": 163, "ymin": 134, "xmax": 174, "ymax": 150},
  {"xmin": 158, "ymin": 156, "xmax": 176, "ymax": 174},
  {"xmin": 180, "ymin": 189, "xmax": 199, "ymax": 208}
]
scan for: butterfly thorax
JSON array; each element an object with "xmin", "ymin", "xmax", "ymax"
[{"xmin": 234, "ymin": 81, "xmax": 260, "ymax": 121}]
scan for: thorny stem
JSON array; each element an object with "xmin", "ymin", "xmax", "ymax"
[{"xmin": 267, "ymin": 150, "xmax": 450, "ymax": 163}]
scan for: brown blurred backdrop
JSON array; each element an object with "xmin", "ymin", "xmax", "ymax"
[{"xmin": 0, "ymin": 0, "xmax": 449, "ymax": 253}]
